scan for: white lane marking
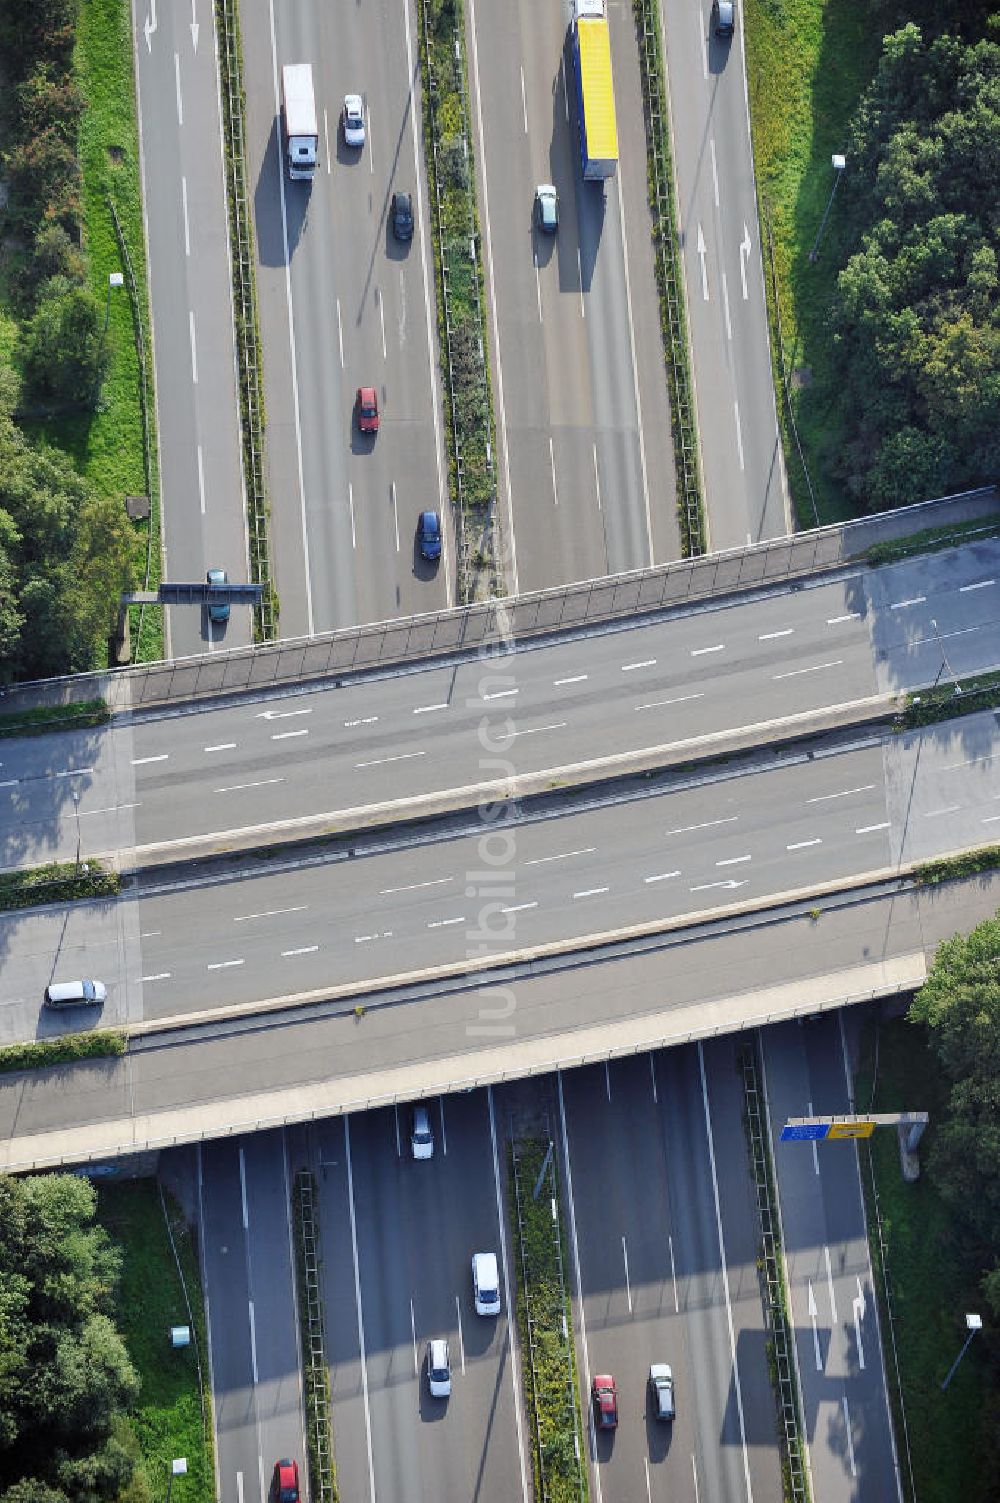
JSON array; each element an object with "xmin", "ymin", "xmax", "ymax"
[
  {"xmin": 439, "ymin": 1096, "xmax": 447, "ymax": 1155},
  {"xmin": 239, "ymin": 1146, "xmax": 249, "ymax": 1229},
  {"xmin": 207, "ymin": 958, "xmax": 244, "ymax": 970},
  {"xmin": 549, "ymin": 436, "xmax": 559, "ymax": 507},
  {"xmin": 234, "ymin": 906, "xmax": 307, "ymax": 923},
  {"xmin": 348, "ymin": 482, "xmax": 356, "ymax": 550},
  {"xmin": 773, "ymin": 659, "xmax": 844, "ymax": 680},
  {"xmin": 378, "ymin": 287, "xmax": 387, "ymax": 360},
  {"xmin": 391, "ymin": 481, "xmax": 399, "ymax": 553},
  {"xmin": 344, "ymin": 715, "xmax": 378, "ymax": 727},
  {"xmin": 519, "ymin": 65, "xmax": 528, "ymax": 132},
  {"xmin": 354, "ymin": 931, "xmax": 393, "ymax": 944},
  {"xmin": 508, "ymin": 722, "xmax": 567, "ymax": 738},
  {"xmin": 394, "ymin": 1104, "xmax": 401, "ymax": 1157},
  {"xmin": 691, "ymin": 643, "xmax": 724, "ymax": 657},
  {"xmin": 554, "ymin": 674, "xmax": 588, "ymax": 686},
  {"xmin": 367, "ymin": 104, "xmax": 374, "ymax": 176},
  {"xmin": 189, "ymin": 308, "xmax": 198, "ymax": 382},
  {"xmin": 336, "ymin": 299, "xmax": 344, "ymax": 367},
  {"xmin": 960, "ymin": 579, "xmax": 994, "ymax": 592},
  {"xmin": 824, "ymin": 1245, "xmax": 838, "ymax": 1323},
  {"xmin": 923, "ymin": 805, "xmax": 960, "ymax": 818},
  {"xmin": 721, "ymin": 269, "xmax": 732, "ymax": 340},
  {"xmin": 248, "ymin": 1299, "xmax": 258, "ymax": 1382},
  {"xmin": 487, "ymin": 1087, "xmax": 531, "ymax": 1502},
  {"xmin": 525, "ymin": 847, "xmax": 596, "ymax": 866},
  {"xmin": 942, "ymin": 752, "xmax": 997, "ymax": 770},
  {"xmin": 324, "ymin": 109, "xmax": 332, "ymax": 173},
  {"xmin": 806, "ymin": 784, "xmax": 876, "ymax": 804},
  {"xmin": 605, "ymin": 1060, "xmax": 612, "ymax": 1101},
  {"xmin": 141, "ymin": 931, "xmax": 162, "ymax": 938},
  {"xmin": 410, "ymin": 1297, "xmax": 418, "ymax": 1375},
  {"xmin": 272, "ymin": 729, "xmax": 309, "ymax": 741},
  {"xmin": 482, "ymin": 688, "xmax": 518, "ymax": 701},
  {"xmin": 534, "ymin": 256, "xmax": 542, "ymax": 324},
  {"xmin": 668, "ymin": 1235, "xmax": 678, "ymax": 1311},
  {"xmin": 0, "ymin": 779, "xmax": 18, "ymax": 788},
  {"xmin": 501, "ymin": 901, "xmax": 538, "ymax": 914},
  {"xmin": 141, "ymin": 972, "xmax": 171, "ymax": 982},
  {"xmin": 787, "ymin": 838, "xmax": 822, "ymax": 850},
  {"xmin": 843, "ymin": 1396, "xmax": 857, "ymax": 1477},
  {"xmin": 734, "ymin": 400, "xmax": 745, "ymax": 470},
  {"xmin": 413, "ymin": 703, "xmax": 448, "ymax": 715},
  {"xmin": 827, "ymin": 611, "xmax": 861, "ymax": 624},
  {"xmin": 214, "ymin": 777, "xmax": 284, "ymax": 793},
  {"xmin": 577, "ymin": 245, "xmax": 585, "ymax": 318},
  {"xmin": 644, "ymin": 1458, "xmax": 652, "ymax": 1503},
  {"xmin": 853, "ymin": 1278, "xmax": 867, "ymax": 1369},
  {"xmin": 381, "ymin": 877, "xmax": 453, "ymax": 895},
  {"xmin": 174, "ymin": 50, "xmax": 183, "ymax": 123},
  {"xmin": 635, "ymin": 691, "xmax": 705, "ymax": 712},
  {"xmin": 709, "ymin": 135, "xmax": 720, "ymax": 206},
  {"xmin": 593, "ymin": 442, "xmax": 602, "ymax": 510},
  {"xmin": 856, "ymin": 822, "xmax": 890, "ymax": 834},
  {"xmin": 808, "ymin": 1281, "xmax": 822, "ymax": 1370},
  {"xmin": 889, "ymin": 596, "xmax": 926, "ymax": 610},
  {"xmin": 132, "ymin": 754, "xmax": 168, "ymax": 765},
  {"xmin": 181, "ymin": 175, "xmax": 191, "ymax": 255},
  {"xmin": 716, "ymin": 854, "xmax": 751, "ymax": 866},
  {"xmin": 80, "ymin": 802, "xmax": 139, "ymax": 816},
  {"xmin": 982, "ymin": 814, "xmax": 1000, "ymax": 825},
  {"xmin": 808, "ymin": 1098, "xmax": 819, "ymax": 1174},
  {"xmin": 666, "ymin": 816, "xmax": 737, "ymax": 837},
  {"xmin": 759, "ymin": 628, "xmax": 794, "ymax": 641},
  {"xmin": 204, "ymin": 742, "xmax": 236, "ymax": 752},
  {"xmin": 344, "ymin": 1120, "xmax": 377, "ymax": 1503},
  {"xmin": 282, "ymin": 946, "xmax": 318, "ymax": 957},
  {"xmin": 614, "ymin": 166, "xmax": 654, "ymax": 563},
  {"xmin": 645, "ymin": 870, "xmax": 681, "ymax": 884},
  {"xmin": 426, "ymin": 916, "xmax": 465, "ymax": 929},
  {"xmin": 649, "ymin": 1053, "xmax": 658, "ymax": 1103},
  {"xmin": 573, "ymin": 887, "xmax": 609, "ymax": 899},
  {"xmin": 455, "ymin": 1294, "xmax": 466, "ymax": 1374},
  {"xmin": 236, "ymin": 1473, "xmax": 244, "ymax": 1503},
  {"xmin": 622, "ymin": 658, "xmax": 657, "ymax": 672},
  {"xmin": 54, "ymin": 768, "xmax": 95, "ymax": 778},
  {"xmin": 197, "ymin": 442, "xmax": 206, "ymax": 514},
  {"xmin": 622, "ymin": 1236, "xmax": 633, "ymax": 1313},
  {"xmin": 698, "ymin": 1044, "xmax": 755, "ymax": 1499},
  {"xmin": 691, "ymin": 1454, "xmax": 701, "ymax": 1501},
  {"xmin": 258, "ymin": 706, "xmax": 312, "ymax": 720},
  {"xmin": 355, "ymin": 751, "xmax": 425, "ymax": 768},
  {"xmin": 557, "ymin": 1074, "xmax": 603, "ymax": 1503}
]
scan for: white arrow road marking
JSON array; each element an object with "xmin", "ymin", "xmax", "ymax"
[
  {"xmin": 852, "ymin": 1277, "xmax": 867, "ymax": 1369},
  {"xmin": 144, "ymin": 0, "xmax": 157, "ymax": 50},
  {"xmin": 697, "ymin": 223, "xmax": 709, "ymax": 300},
  {"xmin": 257, "ymin": 707, "xmax": 312, "ymax": 720},
  {"xmin": 690, "ymin": 878, "xmax": 748, "ymax": 893},
  {"xmin": 808, "ymin": 1280, "xmax": 822, "ymax": 1370},
  {"xmin": 824, "ymin": 1245, "xmax": 838, "ymax": 1322},
  {"xmin": 190, "ymin": 0, "xmax": 199, "ymax": 49},
  {"xmin": 739, "ymin": 221, "xmax": 751, "ymax": 299}
]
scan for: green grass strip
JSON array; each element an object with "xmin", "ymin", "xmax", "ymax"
[
  {"xmin": 0, "ymin": 698, "xmax": 111, "ymax": 737},
  {"xmin": 913, "ymin": 844, "xmax": 1000, "ymax": 887},
  {"xmin": 509, "ymin": 1137, "xmax": 589, "ymax": 1503},
  {"xmin": 901, "ymin": 670, "xmax": 1000, "ymax": 729},
  {"xmin": 292, "ymin": 1169, "xmax": 339, "ymax": 1502},
  {"xmin": 0, "ymin": 860, "xmax": 120, "ymax": 911},
  {"xmin": 0, "ymin": 1029, "xmax": 126, "ymax": 1073},
  {"xmin": 98, "ymin": 1180, "xmax": 216, "ymax": 1503},
  {"xmin": 866, "ymin": 517, "xmax": 1000, "ymax": 567}
]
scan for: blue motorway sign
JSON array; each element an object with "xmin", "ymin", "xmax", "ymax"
[{"xmin": 780, "ymin": 1122, "xmax": 830, "ymax": 1142}]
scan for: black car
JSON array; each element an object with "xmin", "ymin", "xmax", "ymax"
[
  {"xmin": 418, "ymin": 509, "xmax": 442, "ymax": 561},
  {"xmin": 392, "ymin": 191, "xmax": 414, "ymax": 241}
]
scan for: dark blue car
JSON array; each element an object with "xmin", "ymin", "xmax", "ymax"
[{"xmin": 418, "ymin": 510, "xmax": 442, "ymax": 561}]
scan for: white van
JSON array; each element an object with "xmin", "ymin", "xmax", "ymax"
[
  {"xmin": 45, "ymin": 980, "xmax": 107, "ymax": 1007},
  {"xmin": 472, "ymin": 1252, "xmax": 500, "ymax": 1316}
]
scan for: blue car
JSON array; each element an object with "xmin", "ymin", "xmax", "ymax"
[
  {"xmin": 418, "ymin": 510, "xmax": 442, "ymax": 561},
  {"xmin": 206, "ymin": 568, "xmax": 230, "ymax": 623}
]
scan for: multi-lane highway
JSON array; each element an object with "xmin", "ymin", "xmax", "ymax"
[
  {"xmin": 135, "ymin": 2, "xmax": 250, "ymax": 656},
  {"xmin": 240, "ymin": 0, "xmax": 451, "ymax": 638},
  {"xmin": 467, "ymin": 0, "xmax": 679, "ymax": 590},
  {"xmin": 3, "ymin": 544, "xmax": 997, "ymax": 869}
]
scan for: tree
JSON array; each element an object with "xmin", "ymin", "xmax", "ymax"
[{"xmin": 20, "ymin": 278, "xmax": 106, "ymax": 407}]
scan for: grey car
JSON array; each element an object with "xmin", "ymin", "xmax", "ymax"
[{"xmin": 535, "ymin": 183, "xmax": 558, "ymax": 233}]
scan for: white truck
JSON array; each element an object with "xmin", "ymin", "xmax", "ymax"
[{"xmin": 281, "ymin": 64, "xmax": 318, "ymax": 180}]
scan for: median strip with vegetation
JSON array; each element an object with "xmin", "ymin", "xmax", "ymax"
[
  {"xmin": 509, "ymin": 1137, "xmax": 589, "ymax": 1503},
  {"xmin": 0, "ymin": 698, "xmax": 111, "ymax": 737},
  {"xmin": 0, "ymin": 859, "xmax": 120, "ymax": 912},
  {"xmin": 0, "ymin": 1028, "xmax": 126, "ymax": 1074},
  {"xmin": 901, "ymin": 669, "xmax": 1000, "ymax": 730},
  {"xmin": 293, "ymin": 1170, "xmax": 339, "ymax": 1503}
]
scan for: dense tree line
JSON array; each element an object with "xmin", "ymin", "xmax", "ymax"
[
  {"xmin": 0, "ymin": 1174, "xmax": 141, "ymax": 1503},
  {"xmin": 830, "ymin": 23, "xmax": 999, "ymax": 509}
]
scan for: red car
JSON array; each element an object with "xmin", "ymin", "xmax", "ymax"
[
  {"xmin": 591, "ymin": 1373, "xmax": 618, "ymax": 1430},
  {"xmin": 273, "ymin": 1459, "xmax": 300, "ymax": 1503},
  {"xmin": 356, "ymin": 385, "xmax": 380, "ymax": 433}
]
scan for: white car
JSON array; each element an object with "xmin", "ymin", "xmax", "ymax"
[
  {"xmin": 427, "ymin": 1338, "xmax": 451, "ymax": 1398},
  {"xmin": 343, "ymin": 94, "xmax": 365, "ymax": 147},
  {"xmin": 649, "ymin": 1362, "xmax": 675, "ymax": 1420},
  {"xmin": 411, "ymin": 1104, "xmax": 434, "ymax": 1160},
  {"xmin": 472, "ymin": 1251, "xmax": 500, "ymax": 1316}
]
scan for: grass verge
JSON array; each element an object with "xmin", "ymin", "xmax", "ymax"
[
  {"xmin": 901, "ymin": 670, "xmax": 1000, "ymax": 730},
  {"xmin": 509, "ymin": 1137, "xmax": 589, "ymax": 1503},
  {"xmin": 866, "ymin": 517, "xmax": 1000, "ymax": 566},
  {"xmin": 912, "ymin": 845, "xmax": 1000, "ymax": 887},
  {"xmin": 0, "ymin": 1029, "xmax": 126, "ymax": 1074},
  {"xmin": 292, "ymin": 1169, "xmax": 339, "ymax": 1501},
  {"xmin": 0, "ymin": 699, "xmax": 111, "ymax": 737},
  {"xmin": 855, "ymin": 1016, "xmax": 990, "ymax": 1501},
  {"xmin": 98, "ymin": 1180, "xmax": 215, "ymax": 1503},
  {"xmin": 745, "ymin": 0, "xmax": 882, "ymax": 526},
  {"xmin": 0, "ymin": 861, "xmax": 120, "ymax": 911}
]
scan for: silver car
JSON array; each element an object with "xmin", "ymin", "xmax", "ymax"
[
  {"xmin": 535, "ymin": 183, "xmax": 558, "ymax": 234},
  {"xmin": 649, "ymin": 1362, "xmax": 675, "ymax": 1420},
  {"xmin": 343, "ymin": 94, "xmax": 366, "ymax": 147},
  {"xmin": 427, "ymin": 1338, "xmax": 451, "ymax": 1398}
]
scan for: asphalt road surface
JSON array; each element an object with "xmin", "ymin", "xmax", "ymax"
[
  {"xmin": 467, "ymin": 0, "xmax": 679, "ymax": 592},
  {"xmin": 199, "ymin": 1132, "xmax": 307, "ymax": 1503},
  {"xmin": 309, "ymin": 1091, "xmax": 529, "ymax": 1503},
  {"xmin": 662, "ymin": 0, "xmax": 787, "ymax": 547},
  {"xmin": 6, "ymin": 544, "xmax": 1000, "ymax": 869},
  {"xmin": 560, "ymin": 1044, "xmax": 781, "ymax": 1502},
  {"xmin": 135, "ymin": 0, "xmax": 251, "ymax": 657},
  {"xmin": 240, "ymin": 0, "xmax": 451, "ymax": 637},
  {"xmin": 764, "ymin": 1016, "xmax": 902, "ymax": 1502}
]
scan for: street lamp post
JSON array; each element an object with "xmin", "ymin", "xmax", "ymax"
[
  {"xmin": 93, "ymin": 271, "xmax": 124, "ymax": 405},
  {"xmin": 941, "ymin": 1312, "xmax": 982, "ymax": 1392},
  {"xmin": 809, "ymin": 154, "xmax": 846, "ymax": 263},
  {"xmin": 930, "ymin": 617, "xmax": 962, "ymax": 696},
  {"xmin": 71, "ymin": 789, "xmax": 81, "ymax": 877}
]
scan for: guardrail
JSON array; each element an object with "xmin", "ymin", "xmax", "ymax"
[{"xmin": 0, "ymin": 486, "xmax": 994, "ymax": 717}]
